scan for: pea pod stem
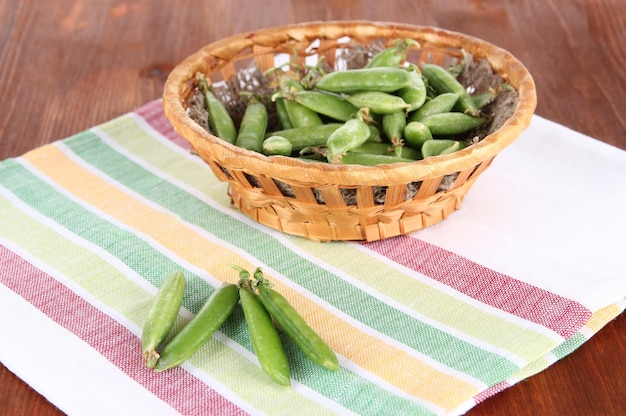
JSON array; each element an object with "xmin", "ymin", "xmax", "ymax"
[{"xmin": 141, "ymin": 271, "xmax": 186, "ymax": 368}]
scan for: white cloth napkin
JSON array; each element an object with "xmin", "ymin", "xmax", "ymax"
[{"xmin": 0, "ymin": 105, "xmax": 624, "ymax": 416}]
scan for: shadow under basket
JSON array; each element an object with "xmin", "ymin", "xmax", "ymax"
[{"xmin": 162, "ymin": 20, "xmax": 537, "ymax": 242}]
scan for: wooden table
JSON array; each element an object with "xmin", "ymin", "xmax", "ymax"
[{"xmin": 1, "ymin": 1, "xmax": 624, "ymax": 415}]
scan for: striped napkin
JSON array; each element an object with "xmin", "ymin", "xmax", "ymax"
[{"xmin": 1, "ymin": 99, "xmax": 624, "ymax": 416}]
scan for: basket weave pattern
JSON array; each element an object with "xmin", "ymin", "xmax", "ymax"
[{"xmin": 163, "ymin": 21, "xmax": 536, "ymax": 241}]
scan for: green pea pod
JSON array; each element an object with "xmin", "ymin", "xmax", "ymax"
[
  {"xmin": 344, "ymin": 91, "xmax": 410, "ymax": 115},
  {"xmin": 235, "ymin": 98, "xmax": 268, "ymax": 152},
  {"xmin": 471, "ymin": 84, "xmax": 512, "ymax": 110},
  {"xmin": 366, "ymin": 123, "xmax": 383, "ymax": 143},
  {"xmin": 254, "ymin": 270, "xmax": 339, "ymax": 371},
  {"xmin": 408, "ymin": 92, "xmax": 459, "ymax": 123},
  {"xmin": 351, "ymin": 142, "xmax": 421, "ymax": 160},
  {"xmin": 280, "ymin": 77, "xmax": 323, "ymax": 128},
  {"xmin": 314, "ymin": 67, "xmax": 413, "ymax": 93},
  {"xmin": 238, "ymin": 275, "xmax": 291, "ymax": 387},
  {"xmin": 290, "ymin": 90, "xmax": 359, "ymax": 122},
  {"xmin": 197, "ymin": 74, "xmax": 238, "ymax": 144},
  {"xmin": 141, "ymin": 271, "xmax": 186, "ymax": 368},
  {"xmin": 365, "ymin": 38, "xmax": 418, "ymax": 68},
  {"xmin": 274, "ymin": 98, "xmax": 294, "ymax": 130},
  {"xmin": 421, "ymin": 139, "xmax": 462, "ymax": 158},
  {"xmin": 155, "ymin": 283, "xmax": 240, "ymax": 371},
  {"xmin": 205, "ymin": 89, "xmax": 238, "ymax": 144},
  {"xmin": 340, "ymin": 152, "xmax": 416, "ymax": 166},
  {"xmin": 396, "ymin": 68, "xmax": 427, "ymax": 111},
  {"xmin": 285, "ymin": 100, "xmax": 324, "ymax": 127},
  {"xmin": 420, "ymin": 63, "xmax": 480, "ymax": 117},
  {"xmin": 404, "ymin": 121, "xmax": 433, "ymax": 150},
  {"xmin": 395, "ymin": 145, "xmax": 422, "ymax": 160},
  {"xmin": 382, "ymin": 111, "xmax": 406, "ymax": 148},
  {"xmin": 421, "ymin": 112, "xmax": 485, "ymax": 136},
  {"xmin": 269, "ymin": 123, "xmax": 343, "ymax": 150},
  {"xmin": 470, "ymin": 92, "xmax": 493, "ymax": 110},
  {"xmin": 326, "ymin": 117, "xmax": 372, "ymax": 163},
  {"xmin": 262, "ymin": 135, "xmax": 293, "ymax": 156},
  {"xmin": 294, "ymin": 156, "xmax": 327, "ymax": 163}
]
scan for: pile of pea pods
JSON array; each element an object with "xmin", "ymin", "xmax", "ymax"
[
  {"xmin": 141, "ymin": 267, "xmax": 338, "ymax": 386},
  {"xmin": 198, "ymin": 38, "xmax": 496, "ymax": 166}
]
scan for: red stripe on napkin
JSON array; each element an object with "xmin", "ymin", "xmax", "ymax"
[
  {"xmin": 135, "ymin": 100, "xmax": 192, "ymax": 151},
  {"xmin": 473, "ymin": 381, "xmax": 510, "ymax": 404},
  {"xmin": 0, "ymin": 244, "xmax": 248, "ymax": 416},
  {"xmin": 363, "ymin": 236, "xmax": 591, "ymax": 338}
]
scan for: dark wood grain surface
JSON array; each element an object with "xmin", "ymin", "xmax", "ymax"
[{"xmin": 1, "ymin": 1, "xmax": 624, "ymax": 415}]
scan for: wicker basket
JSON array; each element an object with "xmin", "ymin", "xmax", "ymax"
[{"xmin": 162, "ymin": 21, "xmax": 536, "ymax": 242}]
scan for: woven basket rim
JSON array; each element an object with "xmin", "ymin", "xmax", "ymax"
[{"xmin": 162, "ymin": 20, "xmax": 537, "ymax": 187}]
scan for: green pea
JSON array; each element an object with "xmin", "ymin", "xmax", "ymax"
[
  {"xmin": 326, "ymin": 117, "xmax": 372, "ymax": 163},
  {"xmin": 262, "ymin": 135, "xmax": 293, "ymax": 156},
  {"xmin": 366, "ymin": 123, "xmax": 383, "ymax": 143},
  {"xmin": 395, "ymin": 145, "xmax": 422, "ymax": 160},
  {"xmin": 155, "ymin": 283, "xmax": 240, "ymax": 371},
  {"xmin": 269, "ymin": 123, "xmax": 343, "ymax": 150},
  {"xmin": 365, "ymin": 38, "xmax": 418, "ymax": 68},
  {"xmin": 404, "ymin": 121, "xmax": 433, "ymax": 150},
  {"xmin": 314, "ymin": 67, "xmax": 413, "ymax": 93},
  {"xmin": 340, "ymin": 152, "xmax": 416, "ymax": 166},
  {"xmin": 254, "ymin": 269, "xmax": 339, "ymax": 372},
  {"xmin": 236, "ymin": 268, "xmax": 291, "ymax": 387},
  {"xmin": 421, "ymin": 112, "xmax": 485, "ymax": 136},
  {"xmin": 382, "ymin": 111, "xmax": 406, "ymax": 147},
  {"xmin": 420, "ymin": 63, "xmax": 480, "ymax": 117},
  {"xmin": 350, "ymin": 142, "xmax": 421, "ymax": 160},
  {"xmin": 408, "ymin": 92, "xmax": 459, "ymax": 123},
  {"xmin": 421, "ymin": 139, "xmax": 463, "ymax": 158},
  {"xmin": 235, "ymin": 97, "xmax": 268, "ymax": 153},
  {"xmin": 141, "ymin": 271, "xmax": 186, "ymax": 368},
  {"xmin": 344, "ymin": 91, "xmax": 410, "ymax": 115},
  {"xmin": 206, "ymin": 90, "xmax": 238, "ymax": 144},
  {"xmin": 274, "ymin": 97, "xmax": 294, "ymax": 130},
  {"xmin": 279, "ymin": 77, "xmax": 323, "ymax": 128},
  {"xmin": 396, "ymin": 67, "xmax": 427, "ymax": 111},
  {"xmin": 471, "ymin": 85, "xmax": 507, "ymax": 110},
  {"xmin": 197, "ymin": 74, "xmax": 238, "ymax": 144},
  {"xmin": 285, "ymin": 100, "xmax": 324, "ymax": 127},
  {"xmin": 349, "ymin": 142, "xmax": 393, "ymax": 155},
  {"xmin": 289, "ymin": 90, "xmax": 359, "ymax": 122}
]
